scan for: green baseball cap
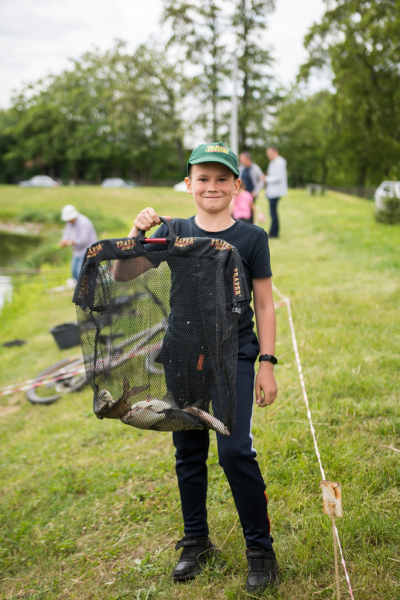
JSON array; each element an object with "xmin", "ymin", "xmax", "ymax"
[{"xmin": 187, "ymin": 141, "xmax": 240, "ymax": 176}]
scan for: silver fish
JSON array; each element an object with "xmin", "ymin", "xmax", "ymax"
[
  {"xmin": 94, "ymin": 375, "xmax": 149, "ymax": 419},
  {"xmin": 121, "ymin": 393, "xmax": 173, "ymax": 428},
  {"xmin": 183, "ymin": 406, "xmax": 230, "ymax": 436},
  {"xmin": 122, "ymin": 406, "xmax": 166, "ymax": 428},
  {"xmin": 95, "ymin": 389, "xmax": 114, "ymax": 413},
  {"xmin": 153, "ymin": 414, "xmax": 204, "ymax": 431},
  {"xmin": 122, "ymin": 392, "xmax": 204, "ymax": 431}
]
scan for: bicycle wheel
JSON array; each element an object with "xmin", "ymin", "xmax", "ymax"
[
  {"xmin": 111, "ymin": 321, "xmax": 167, "ymax": 376},
  {"xmin": 26, "ymin": 356, "xmax": 88, "ymax": 405},
  {"xmin": 145, "ymin": 349, "xmax": 164, "ymax": 376}
]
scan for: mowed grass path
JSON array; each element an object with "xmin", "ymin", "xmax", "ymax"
[{"xmin": 0, "ymin": 187, "xmax": 399, "ymax": 600}]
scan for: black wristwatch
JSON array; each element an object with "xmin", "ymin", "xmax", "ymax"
[{"xmin": 259, "ymin": 354, "xmax": 278, "ymax": 365}]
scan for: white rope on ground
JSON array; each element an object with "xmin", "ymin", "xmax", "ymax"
[
  {"xmin": 0, "ymin": 357, "xmax": 83, "ymax": 393},
  {"xmin": 272, "ymin": 283, "xmax": 355, "ymax": 599},
  {"xmin": 0, "ymin": 342, "xmax": 163, "ymax": 397},
  {"xmin": 0, "ymin": 368, "xmax": 86, "ymax": 396},
  {"xmin": 284, "ymin": 297, "xmax": 326, "ymax": 480}
]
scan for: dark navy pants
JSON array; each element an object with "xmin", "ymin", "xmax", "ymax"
[
  {"xmin": 268, "ymin": 196, "xmax": 280, "ymax": 238},
  {"xmin": 172, "ymin": 341, "xmax": 272, "ymax": 550}
]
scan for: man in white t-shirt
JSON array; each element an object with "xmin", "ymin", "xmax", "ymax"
[{"xmin": 265, "ymin": 147, "xmax": 288, "ymax": 238}]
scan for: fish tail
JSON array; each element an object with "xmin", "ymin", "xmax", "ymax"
[{"xmin": 122, "ymin": 374, "xmax": 130, "ymax": 395}]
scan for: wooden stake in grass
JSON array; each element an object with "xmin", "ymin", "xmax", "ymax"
[{"xmin": 321, "ymin": 481, "xmax": 343, "ymax": 600}]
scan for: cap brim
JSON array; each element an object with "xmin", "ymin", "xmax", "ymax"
[
  {"xmin": 188, "ymin": 156, "xmax": 239, "ymax": 176},
  {"xmin": 62, "ymin": 213, "xmax": 78, "ymax": 221}
]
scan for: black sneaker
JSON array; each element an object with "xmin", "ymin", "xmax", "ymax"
[
  {"xmin": 172, "ymin": 536, "xmax": 216, "ymax": 581},
  {"xmin": 246, "ymin": 546, "xmax": 279, "ymax": 592}
]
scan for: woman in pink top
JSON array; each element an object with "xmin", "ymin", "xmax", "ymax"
[{"xmin": 230, "ymin": 181, "xmax": 254, "ymax": 223}]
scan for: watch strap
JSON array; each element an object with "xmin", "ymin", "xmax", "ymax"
[{"xmin": 259, "ymin": 354, "xmax": 278, "ymax": 365}]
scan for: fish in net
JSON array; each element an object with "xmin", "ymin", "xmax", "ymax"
[{"xmin": 73, "ymin": 217, "xmax": 250, "ymax": 436}]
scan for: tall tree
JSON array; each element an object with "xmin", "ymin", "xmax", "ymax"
[
  {"xmin": 0, "ymin": 109, "xmax": 22, "ymax": 183},
  {"xmin": 271, "ymin": 89, "xmax": 335, "ymax": 187},
  {"xmin": 299, "ymin": 0, "xmax": 400, "ymax": 192},
  {"xmin": 162, "ymin": 0, "xmax": 228, "ymax": 140},
  {"xmin": 231, "ymin": 0, "xmax": 276, "ymax": 150},
  {"xmin": 163, "ymin": 0, "xmax": 277, "ymax": 149},
  {"xmin": 132, "ymin": 44, "xmax": 189, "ymax": 174}
]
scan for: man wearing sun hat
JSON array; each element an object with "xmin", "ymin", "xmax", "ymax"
[
  {"xmin": 59, "ymin": 205, "xmax": 97, "ymax": 281},
  {"xmin": 118, "ymin": 141, "xmax": 279, "ymax": 592}
]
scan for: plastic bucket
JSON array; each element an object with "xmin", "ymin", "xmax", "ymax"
[{"xmin": 50, "ymin": 322, "xmax": 80, "ymax": 350}]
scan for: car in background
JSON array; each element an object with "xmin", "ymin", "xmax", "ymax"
[
  {"xmin": 173, "ymin": 181, "xmax": 188, "ymax": 192},
  {"xmin": 101, "ymin": 178, "xmax": 140, "ymax": 189},
  {"xmin": 19, "ymin": 175, "xmax": 59, "ymax": 188},
  {"xmin": 374, "ymin": 181, "xmax": 400, "ymax": 211}
]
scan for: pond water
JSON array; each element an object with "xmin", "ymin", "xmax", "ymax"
[
  {"xmin": 0, "ymin": 276, "xmax": 12, "ymax": 313},
  {"xmin": 0, "ymin": 231, "xmax": 41, "ymax": 315},
  {"xmin": 0, "ymin": 230, "xmax": 41, "ymax": 268}
]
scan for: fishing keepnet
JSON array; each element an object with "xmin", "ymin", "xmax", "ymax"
[{"xmin": 73, "ymin": 218, "xmax": 250, "ymax": 436}]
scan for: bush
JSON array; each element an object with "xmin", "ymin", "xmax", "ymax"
[
  {"xmin": 19, "ymin": 207, "xmax": 61, "ymax": 224},
  {"xmin": 375, "ymin": 196, "xmax": 400, "ymax": 225},
  {"xmin": 18, "ymin": 236, "xmax": 71, "ymax": 269},
  {"xmin": 87, "ymin": 212, "xmax": 126, "ymax": 236},
  {"xmin": 19, "ymin": 208, "xmax": 126, "ymax": 235},
  {"xmin": 0, "ymin": 231, "xmax": 41, "ymax": 267}
]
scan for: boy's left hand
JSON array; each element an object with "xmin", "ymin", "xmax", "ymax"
[{"xmin": 255, "ymin": 363, "xmax": 278, "ymax": 407}]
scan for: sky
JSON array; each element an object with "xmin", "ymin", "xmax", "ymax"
[{"xmin": 0, "ymin": 0, "xmax": 327, "ymax": 109}]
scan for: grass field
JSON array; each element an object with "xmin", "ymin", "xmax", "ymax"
[{"xmin": 0, "ymin": 186, "xmax": 399, "ymax": 600}]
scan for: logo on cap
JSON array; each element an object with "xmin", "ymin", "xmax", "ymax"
[{"xmin": 205, "ymin": 145, "xmax": 229, "ymax": 155}]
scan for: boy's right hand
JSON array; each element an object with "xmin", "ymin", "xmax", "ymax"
[{"xmin": 129, "ymin": 208, "xmax": 171, "ymax": 237}]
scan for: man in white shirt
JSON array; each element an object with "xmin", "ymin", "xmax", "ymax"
[
  {"xmin": 59, "ymin": 205, "xmax": 97, "ymax": 281},
  {"xmin": 265, "ymin": 147, "xmax": 288, "ymax": 238}
]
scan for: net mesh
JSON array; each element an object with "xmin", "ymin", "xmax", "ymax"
[{"xmin": 74, "ymin": 231, "xmax": 248, "ymax": 436}]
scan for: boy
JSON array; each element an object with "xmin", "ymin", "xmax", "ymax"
[{"xmin": 123, "ymin": 142, "xmax": 278, "ymax": 592}]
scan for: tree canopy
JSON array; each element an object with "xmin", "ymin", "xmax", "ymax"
[
  {"xmin": 0, "ymin": 1, "xmax": 399, "ymax": 190},
  {"xmin": 2, "ymin": 42, "xmax": 189, "ymax": 184},
  {"xmin": 299, "ymin": 0, "xmax": 400, "ymax": 191}
]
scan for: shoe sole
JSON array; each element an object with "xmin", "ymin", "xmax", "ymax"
[
  {"xmin": 246, "ymin": 566, "xmax": 280, "ymax": 592},
  {"xmin": 246, "ymin": 577, "xmax": 279, "ymax": 592},
  {"xmin": 172, "ymin": 548, "xmax": 218, "ymax": 582},
  {"xmin": 173, "ymin": 563, "xmax": 203, "ymax": 582}
]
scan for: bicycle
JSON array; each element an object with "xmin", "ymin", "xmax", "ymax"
[{"xmin": 27, "ymin": 287, "xmax": 168, "ymax": 405}]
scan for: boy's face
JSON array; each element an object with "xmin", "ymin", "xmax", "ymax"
[{"xmin": 185, "ymin": 162, "xmax": 241, "ymax": 214}]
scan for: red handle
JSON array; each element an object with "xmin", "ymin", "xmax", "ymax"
[{"xmin": 143, "ymin": 238, "xmax": 168, "ymax": 244}]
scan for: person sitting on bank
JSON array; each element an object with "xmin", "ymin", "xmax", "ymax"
[{"xmin": 59, "ymin": 205, "xmax": 97, "ymax": 282}]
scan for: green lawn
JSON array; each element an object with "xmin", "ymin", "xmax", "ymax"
[{"xmin": 0, "ymin": 187, "xmax": 399, "ymax": 600}]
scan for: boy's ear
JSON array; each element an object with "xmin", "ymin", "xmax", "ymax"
[
  {"xmin": 233, "ymin": 178, "xmax": 241, "ymax": 195},
  {"xmin": 185, "ymin": 177, "xmax": 192, "ymax": 194}
]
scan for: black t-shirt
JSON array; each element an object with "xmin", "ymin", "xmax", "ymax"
[{"xmin": 145, "ymin": 216, "xmax": 272, "ymax": 347}]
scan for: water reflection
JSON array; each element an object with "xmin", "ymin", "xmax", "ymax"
[
  {"xmin": 0, "ymin": 231, "xmax": 40, "ymax": 267},
  {"xmin": 0, "ymin": 276, "xmax": 12, "ymax": 312}
]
